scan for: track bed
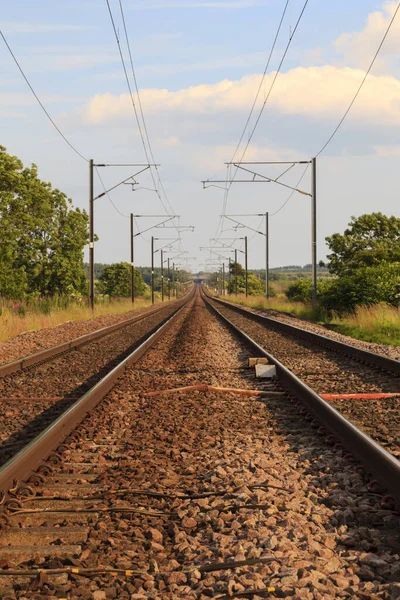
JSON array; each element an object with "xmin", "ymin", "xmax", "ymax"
[
  {"xmin": 1, "ymin": 292, "xmax": 399, "ymax": 599},
  {"xmin": 0, "ymin": 302, "xmax": 181, "ymax": 467},
  {"xmin": 208, "ymin": 299, "xmax": 400, "ymax": 459}
]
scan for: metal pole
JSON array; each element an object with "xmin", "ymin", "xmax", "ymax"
[
  {"xmin": 161, "ymin": 249, "xmax": 164, "ymax": 302},
  {"xmin": 235, "ymin": 249, "xmax": 238, "ymax": 296},
  {"xmin": 245, "ymin": 235, "xmax": 248, "ymax": 297},
  {"xmin": 266, "ymin": 212, "xmax": 269, "ymax": 300},
  {"xmin": 168, "ymin": 258, "xmax": 171, "ymax": 300},
  {"xmin": 228, "ymin": 257, "xmax": 231, "ymax": 295},
  {"xmin": 151, "ymin": 236, "xmax": 155, "ymax": 305},
  {"xmin": 222, "ymin": 263, "xmax": 225, "ymax": 296},
  {"xmin": 311, "ymin": 158, "xmax": 317, "ymax": 309},
  {"xmin": 89, "ymin": 159, "xmax": 94, "ymax": 312},
  {"xmin": 172, "ymin": 262, "xmax": 175, "ymax": 297},
  {"xmin": 130, "ymin": 213, "xmax": 134, "ymax": 304}
]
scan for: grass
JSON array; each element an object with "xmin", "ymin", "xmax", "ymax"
[
  {"xmin": 217, "ymin": 294, "xmax": 323, "ymax": 320},
  {"xmin": 216, "ymin": 294, "xmax": 400, "ymax": 347},
  {"xmin": 0, "ymin": 296, "xmax": 159, "ymax": 343},
  {"xmin": 331, "ymin": 304, "xmax": 400, "ymax": 346}
]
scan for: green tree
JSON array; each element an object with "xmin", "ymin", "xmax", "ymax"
[
  {"xmin": 325, "ymin": 213, "xmax": 400, "ymax": 276},
  {"xmin": 227, "ymin": 263, "xmax": 265, "ymax": 295},
  {"xmin": 318, "ymin": 263, "xmax": 400, "ymax": 312},
  {"xmin": 0, "ymin": 146, "xmax": 89, "ymax": 298},
  {"xmin": 98, "ymin": 262, "xmax": 147, "ymax": 297}
]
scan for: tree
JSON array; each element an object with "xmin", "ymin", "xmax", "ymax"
[
  {"xmin": 98, "ymin": 262, "xmax": 147, "ymax": 297},
  {"xmin": 318, "ymin": 263, "xmax": 400, "ymax": 312},
  {"xmin": 325, "ymin": 213, "xmax": 400, "ymax": 276},
  {"xmin": 227, "ymin": 262, "xmax": 265, "ymax": 295},
  {"xmin": 0, "ymin": 146, "xmax": 89, "ymax": 298}
]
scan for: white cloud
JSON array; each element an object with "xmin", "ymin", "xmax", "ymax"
[
  {"xmin": 81, "ymin": 66, "xmax": 400, "ymax": 126},
  {"xmin": 374, "ymin": 144, "xmax": 400, "ymax": 156},
  {"xmin": 334, "ymin": 1, "xmax": 400, "ymax": 70}
]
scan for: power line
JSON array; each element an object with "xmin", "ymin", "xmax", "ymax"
[
  {"xmin": 269, "ymin": 164, "xmax": 309, "ymax": 216},
  {"xmin": 217, "ymin": 0, "xmax": 310, "ymax": 236},
  {"xmin": 118, "ymin": 0, "xmax": 176, "ymax": 218},
  {"xmin": 105, "ymin": 0, "xmax": 178, "ymax": 223},
  {"xmin": 316, "ymin": 1, "xmax": 400, "ymax": 156},
  {"xmin": 0, "ymin": 30, "xmax": 88, "ymax": 162},
  {"xmin": 230, "ymin": 0, "xmax": 290, "ymax": 165},
  {"xmin": 235, "ymin": 0, "xmax": 310, "ymax": 166},
  {"xmin": 95, "ymin": 167, "xmax": 130, "ymax": 218},
  {"xmin": 0, "ymin": 30, "xmax": 153, "ymax": 222}
]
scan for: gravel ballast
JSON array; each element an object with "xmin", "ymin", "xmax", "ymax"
[{"xmin": 3, "ymin": 292, "xmax": 399, "ymax": 599}]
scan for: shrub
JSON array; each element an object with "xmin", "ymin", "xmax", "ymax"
[
  {"xmin": 318, "ymin": 262, "xmax": 400, "ymax": 313},
  {"xmin": 286, "ymin": 279, "xmax": 313, "ymax": 302}
]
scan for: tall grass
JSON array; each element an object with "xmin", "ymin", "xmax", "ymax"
[
  {"xmin": 218, "ymin": 294, "xmax": 322, "ymax": 320},
  {"xmin": 217, "ymin": 294, "xmax": 400, "ymax": 346},
  {"xmin": 0, "ymin": 296, "xmax": 158, "ymax": 343},
  {"xmin": 331, "ymin": 304, "xmax": 400, "ymax": 346}
]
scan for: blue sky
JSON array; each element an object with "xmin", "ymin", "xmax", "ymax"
[{"xmin": 1, "ymin": 0, "xmax": 400, "ymax": 270}]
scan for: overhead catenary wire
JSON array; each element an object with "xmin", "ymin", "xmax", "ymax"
[
  {"xmin": 216, "ymin": 0, "xmax": 310, "ymax": 240},
  {"xmin": 105, "ymin": 0, "xmax": 179, "ymax": 226},
  {"xmin": 0, "ymin": 30, "xmax": 88, "ymax": 163},
  {"xmin": 118, "ymin": 0, "xmax": 176, "ymax": 218},
  {"xmin": 316, "ymin": 1, "xmax": 400, "ymax": 157},
  {"xmin": 0, "ymin": 30, "xmax": 136, "ymax": 221},
  {"xmin": 230, "ymin": 0, "xmax": 290, "ymax": 166},
  {"xmin": 269, "ymin": 164, "xmax": 309, "ymax": 217}
]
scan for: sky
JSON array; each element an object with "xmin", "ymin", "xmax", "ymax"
[{"xmin": 1, "ymin": 0, "xmax": 400, "ymax": 272}]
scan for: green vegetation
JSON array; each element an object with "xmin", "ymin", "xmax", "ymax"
[
  {"xmin": 0, "ymin": 146, "xmax": 89, "ymax": 299},
  {"xmin": 98, "ymin": 263, "xmax": 147, "ymax": 298},
  {"xmin": 215, "ymin": 213, "xmax": 400, "ymax": 346},
  {"xmin": 330, "ymin": 304, "xmax": 400, "ymax": 346}
]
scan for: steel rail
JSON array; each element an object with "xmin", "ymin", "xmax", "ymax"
[
  {"xmin": 0, "ymin": 295, "xmax": 189, "ymax": 378},
  {"xmin": 0, "ymin": 292, "xmax": 194, "ymax": 493},
  {"xmin": 202, "ymin": 291, "xmax": 400, "ymax": 503},
  {"xmin": 206, "ymin": 293, "xmax": 400, "ymax": 374}
]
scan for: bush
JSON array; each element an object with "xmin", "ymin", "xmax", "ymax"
[
  {"xmin": 318, "ymin": 262, "xmax": 400, "ymax": 313},
  {"xmin": 286, "ymin": 279, "xmax": 313, "ymax": 302}
]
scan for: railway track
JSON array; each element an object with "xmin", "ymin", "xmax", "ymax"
[
  {"xmin": 0, "ymin": 286, "xmax": 399, "ymax": 599},
  {"xmin": 205, "ymin": 293, "xmax": 400, "ymax": 460},
  {"xmin": 0, "ymin": 295, "xmax": 190, "ymax": 469}
]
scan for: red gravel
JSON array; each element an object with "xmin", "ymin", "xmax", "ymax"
[{"xmin": 2, "ymin": 292, "xmax": 399, "ymax": 599}]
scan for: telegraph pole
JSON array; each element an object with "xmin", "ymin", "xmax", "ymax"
[
  {"xmin": 130, "ymin": 213, "xmax": 134, "ymax": 304},
  {"xmin": 89, "ymin": 159, "xmax": 94, "ymax": 311},
  {"xmin": 235, "ymin": 249, "xmax": 238, "ymax": 296},
  {"xmin": 168, "ymin": 258, "xmax": 171, "ymax": 300},
  {"xmin": 245, "ymin": 235, "xmax": 248, "ymax": 297},
  {"xmin": 151, "ymin": 236, "xmax": 155, "ymax": 305},
  {"xmin": 311, "ymin": 158, "xmax": 317, "ymax": 309},
  {"xmin": 204, "ymin": 160, "xmax": 316, "ymax": 303},
  {"xmin": 265, "ymin": 212, "xmax": 269, "ymax": 299},
  {"xmin": 161, "ymin": 249, "xmax": 164, "ymax": 302}
]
